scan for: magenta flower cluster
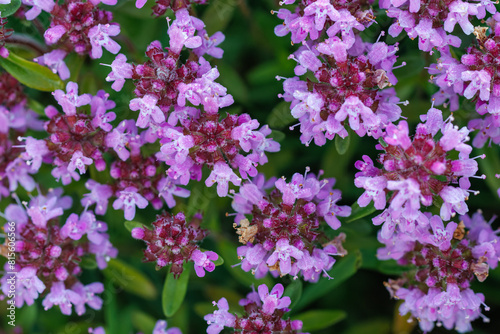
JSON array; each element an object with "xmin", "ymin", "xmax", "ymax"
[
  {"xmin": 131, "ymin": 211, "xmax": 219, "ymax": 278},
  {"xmin": 231, "ymin": 171, "xmax": 349, "ymax": 282},
  {"xmin": 274, "ymin": 0, "xmax": 405, "ymax": 145},
  {"xmin": 0, "ymin": 188, "xmax": 116, "ymax": 315},
  {"xmin": 205, "ymin": 283, "xmax": 307, "ymax": 334}
]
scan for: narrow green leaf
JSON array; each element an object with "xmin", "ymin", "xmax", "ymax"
[
  {"xmin": 27, "ymin": 98, "xmax": 46, "ymax": 116},
  {"xmin": 80, "ymin": 257, "xmax": 97, "ymax": 270},
  {"xmin": 478, "ymin": 146, "xmax": 500, "ymax": 198},
  {"xmin": 0, "ymin": 51, "xmax": 64, "ymax": 91},
  {"xmin": 131, "ymin": 310, "xmax": 157, "ymax": 334},
  {"xmin": 103, "ymin": 258, "xmax": 157, "ymax": 300},
  {"xmin": 0, "ymin": 0, "xmax": 21, "ymax": 17},
  {"xmin": 294, "ymin": 250, "xmax": 362, "ymax": 312},
  {"xmin": 283, "ymin": 279, "xmax": 302, "ymax": 310},
  {"xmin": 293, "ymin": 309, "xmax": 346, "ymax": 332},
  {"xmin": 267, "ymin": 101, "xmax": 295, "ymax": 129},
  {"xmin": 162, "ymin": 264, "xmax": 190, "ymax": 317},
  {"xmin": 202, "ymin": 0, "xmax": 237, "ymax": 35},
  {"xmin": 270, "ymin": 129, "xmax": 286, "ymax": 142},
  {"xmin": 334, "ymin": 134, "xmax": 350, "ymax": 155},
  {"xmin": 342, "ymin": 201, "xmax": 377, "ymax": 224},
  {"xmin": 343, "ymin": 319, "xmax": 392, "ymax": 334},
  {"xmin": 124, "ymin": 220, "xmax": 145, "ymax": 232}
]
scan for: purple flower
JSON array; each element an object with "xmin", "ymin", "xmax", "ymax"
[
  {"xmin": 72, "ymin": 282, "xmax": 104, "ymax": 316},
  {"xmin": 152, "ymin": 320, "xmax": 182, "ymax": 334},
  {"xmin": 34, "ymin": 50, "xmax": 69, "ymax": 80},
  {"xmin": 266, "ymin": 238, "xmax": 303, "ymax": 275},
  {"xmin": 257, "ymin": 283, "xmax": 291, "ymax": 315},
  {"xmin": 52, "ymin": 82, "xmax": 91, "ymax": 116},
  {"xmin": 157, "ymin": 177, "xmax": 190, "ymax": 208},
  {"xmin": 42, "ymin": 282, "xmax": 82, "ymax": 315},
  {"xmin": 105, "ymin": 119, "xmax": 139, "ymax": 161},
  {"xmin": 205, "ymin": 161, "xmax": 242, "ymax": 197},
  {"xmin": 21, "ymin": 136, "xmax": 49, "ymax": 171},
  {"xmin": 67, "ymin": 151, "xmax": 93, "ymax": 175},
  {"xmin": 8, "ymin": 266, "xmax": 45, "ymax": 307},
  {"xmin": 194, "ymin": 30, "xmax": 225, "ymax": 59},
  {"xmin": 23, "ymin": 0, "xmax": 56, "ymax": 21},
  {"xmin": 112, "ymin": 187, "xmax": 148, "ymax": 220},
  {"xmin": 191, "ymin": 250, "xmax": 218, "ymax": 277},
  {"xmin": 129, "ymin": 94, "xmax": 165, "ymax": 128},
  {"xmin": 60, "ymin": 213, "xmax": 88, "ymax": 240},
  {"xmin": 44, "ymin": 25, "xmax": 67, "ymax": 45},
  {"xmin": 105, "ymin": 53, "xmax": 133, "ymax": 91},
  {"xmin": 88, "ymin": 24, "xmax": 121, "ymax": 59},
  {"xmin": 204, "ymin": 298, "xmax": 236, "ymax": 334}
]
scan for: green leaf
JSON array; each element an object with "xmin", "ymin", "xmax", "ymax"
[
  {"xmin": 131, "ymin": 310, "xmax": 157, "ymax": 334},
  {"xmin": 162, "ymin": 263, "xmax": 190, "ymax": 317},
  {"xmin": 0, "ymin": 51, "xmax": 64, "ymax": 91},
  {"xmin": 267, "ymin": 101, "xmax": 295, "ymax": 129},
  {"xmin": 202, "ymin": 0, "xmax": 237, "ymax": 35},
  {"xmin": 478, "ymin": 146, "xmax": 500, "ymax": 198},
  {"xmin": 343, "ymin": 318, "xmax": 391, "ymax": 334},
  {"xmin": 103, "ymin": 258, "xmax": 157, "ymax": 300},
  {"xmin": 124, "ymin": 220, "xmax": 145, "ymax": 232},
  {"xmin": 80, "ymin": 257, "xmax": 97, "ymax": 270},
  {"xmin": 27, "ymin": 98, "xmax": 46, "ymax": 116},
  {"xmin": 270, "ymin": 129, "xmax": 285, "ymax": 142},
  {"xmin": 294, "ymin": 250, "xmax": 362, "ymax": 312},
  {"xmin": 0, "ymin": 0, "xmax": 21, "ymax": 17},
  {"xmin": 292, "ymin": 309, "xmax": 346, "ymax": 332},
  {"xmin": 334, "ymin": 134, "xmax": 350, "ymax": 155},
  {"xmin": 342, "ymin": 201, "xmax": 377, "ymax": 224},
  {"xmin": 283, "ymin": 279, "xmax": 302, "ymax": 310}
]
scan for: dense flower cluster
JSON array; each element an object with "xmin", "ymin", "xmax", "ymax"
[
  {"xmin": 131, "ymin": 211, "xmax": 219, "ymax": 278},
  {"xmin": 90, "ymin": 319, "xmax": 181, "ymax": 334},
  {"xmin": 0, "ymin": 73, "xmax": 43, "ymax": 199},
  {"xmin": 135, "ymin": 0, "xmax": 207, "ymax": 17},
  {"xmin": 205, "ymin": 283, "xmax": 307, "ymax": 334},
  {"xmin": 274, "ymin": 0, "xmax": 404, "ymax": 145},
  {"xmin": 0, "ymin": 188, "xmax": 117, "ymax": 315},
  {"xmin": 105, "ymin": 8, "xmax": 280, "ymax": 197},
  {"xmin": 355, "ymin": 107, "xmax": 481, "ymax": 235},
  {"xmin": 383, "ymin": 211, "xmax": 498, "ymax": 332},
  {"xmin": 429, "ymin": 15, "xmax": 500, "ymax": 169},
  {"xmin": 232, "ymin": 171, "xmax": 349, "ymax": 282},
  {"xmin": 0, "ymin": 16, "xmax": 12, "ymax": 58},
  {"xmin": 379, "ymin": 0, "xmax": 497, "ymax": 51}
]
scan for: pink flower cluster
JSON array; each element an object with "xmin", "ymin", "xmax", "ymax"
[
  {"xmin": 232, "ymin": 171, "xmax": 350, "ymax": 282},
  {"xmin": 131, "ymin": 212, "xmax": 219, "ymax": 278},
  {"xmin": 205, "ymin": 283, "xmax": 307, "ymax": 334},
  {"xmin": 105, "ymin": 8, "xmax": 280, "ymax": 198},
  {"xmin": 274, "ymin": 0, "xmax": 405, "ymax": 145},
  {"xmin": 0, "ymin": 188, "xmax": 116, "ymax": 315}
]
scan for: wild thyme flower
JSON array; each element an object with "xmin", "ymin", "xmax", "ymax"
[
  {"xmin": 232, "ymin": 171, "xmax": 349, "ymax": 281},
  {"xmin": 275, "ymin": 1, "xmax": 404, "ymax": 145},
  {"xmin": 90, "ymin": 320, "xmax": 182, "ymax": 334},
  {"xmin": 382, "ymin": 211, "xmax": 498, "ymax": 333},
  {"xmin": 379, "ymin": 0, "xmax": 497, "ymax": 51},
  {"xmin": 205, "ymin": 283, "xmax": 307, "ymax": 334},
  {"xmin": 355, "ymin": 107, "xmax": 482, "ymax": 236},
  {"xmin": 131, "ymin": 212, "xmax": 219, "ymax": 278},
  {"xmin": 0, "ymin": 16, "xmax": 12, "ymax": 58},
  {"xmin": 135, "ymin": 0, "xmax": 208, "ymax": 17},
  {"xmin": 0, "ymin": 189, "xmax": 117, "ymax": 314},
  {"xmin": 42, "ymin": 0, "xmax": 120, "ymax": 59}
]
